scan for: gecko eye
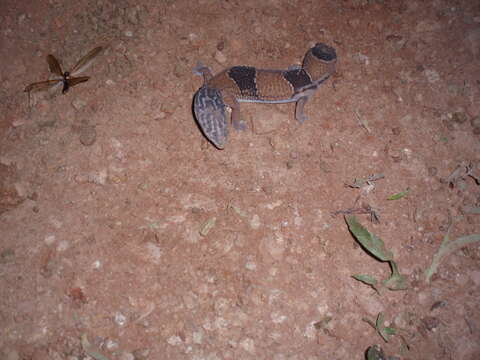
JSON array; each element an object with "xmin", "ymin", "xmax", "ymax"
[{"xmin": 312, "ymin": 43, "xmax": 337, "ymax": 62}]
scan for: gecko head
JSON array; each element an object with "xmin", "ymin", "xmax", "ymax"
[{"xmin": 311, "ymin": 43, "xmax": 337, "ymax": 63}]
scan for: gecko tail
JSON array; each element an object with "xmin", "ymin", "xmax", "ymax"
[{"xmin": 193, "ymin": 86, "xmax": 228, "ymax": 149}]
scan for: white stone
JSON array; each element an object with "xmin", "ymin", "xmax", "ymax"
[
  {"xmin": 250, "ymin": 214, "xmax": 261, "ymax": 229},
  {"xmin": 239, "ymin": 338, "xmax": 255, "ymax": 353},
  {"xmin": 271, "ymin": 312, "xmax": 287, "ymax": 324},
  {"xmin": 214, "ymin": 51, "xmax": 227, "ymax": 64},
  {"xmin": 145, "ymin": 242, "xmax": 162, "ymax": 263},
  {"xmin": 44, "ymin": 235, "xmax": 56, "ymax": 245},
  {"xmin": 424, "ymin": 69, "xmax": 440, "ymax": 83},
  {"xmin": 469, "ymin": 270, "xmax": 480, "ymax": 286},
  {"xmin": 167, "ymin": 335, "xmax": 183, "ymax": 346},
  {"xmin": 193, "ymin": 330, "xmax": 203, "ymax": 344},
  {"xmin": 114, "ymin": 312, "xmax": 127, "ymax": 327},
  {"xmin": 264, "ymin": 233, "xmax": 286, "ymax": 260},
  {"xmin": 56, "ymin": 240, "xmax": 69, "ymax": 252}
]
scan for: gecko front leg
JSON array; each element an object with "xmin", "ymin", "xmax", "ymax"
[{"xmin": 193, "ymin": 61, "xmax": 213, "ymax": 82}]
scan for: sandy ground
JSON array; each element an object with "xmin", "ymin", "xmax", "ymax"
[{"xmin": 1, "ymin": 0, "xmax": 480, "ymax": 359}]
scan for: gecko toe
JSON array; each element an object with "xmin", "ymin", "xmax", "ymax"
[{"xmin": 233, "ymin": 119, "xmax": 247, "ymax": 131}]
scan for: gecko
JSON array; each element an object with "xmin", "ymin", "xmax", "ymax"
[{"xmin": 193, "ymin": 42, "xmax": 337, "ymax": 149}]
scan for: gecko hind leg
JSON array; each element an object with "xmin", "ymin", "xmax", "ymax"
[
  {"xmin": 223, "ymin": 93, "xmax": 246, "ymax": 131},
  {"xmin": 295, "ymin": 96, "xmax": 309, "ymax": 123}
]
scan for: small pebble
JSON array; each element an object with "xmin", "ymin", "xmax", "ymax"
[
  {"xmin": 425, "ymin": 69, "xmax": 440, "ymax": 83},
  {"xmin": 239, "ymin": 338, "xmax": 255, "ymax": 353},
  {"xmin": 44, "ymin": 234, "xmax": 56, "ymax": 245},
  {"xmin": 250, "ymin": 214, "xmax": 261, "ymax": 229},
  {"xmin": 416, "ymin": 20, "xmax": 441, "ymax": 32},
  {"xmin": 427, "ymin": 167, "xmax": 438, "ymax": 177},
  {"xmin": 154, "ymin": 112, "xmax": 167, "ymax": 121},
  {"xmin": 348, "ymin": 18, "xmax": 360, "ymax": 28},
  {"xmin": 416, "ymin": 64, "xmax": 425, "ymax": 72},
  {"xmin": 71, "ymin": 99, "xmax": 87, "ymax": 111},
  {"xmin": 5, "ymin": 350, "xmax": 20, "ymax": 360},
  {"xmin": 386, "ymin": 34, "xmax": 402, "ymax": 42},
  {"xmin": 192, "ymin": 331, "xmax": 203, "ymax": 344},
  {"xmin": 79, "ymin": 125, "xmax": 97, "ymax": 146},
  {"xmin": 214, "ymin": 50, "xmax": 227, "ymax": 64},
  {"xmin": 421, "ymin": 316, "xmax": 440, "ymax": 331},
  {"xmin": 167, "ymin": 335, "xmax": 183, "ymax": 346},
  {"xmin": 57, "ymin": 240, "xmax": 69, "ymax": 252},
  {"xmin": 430, "ymin": 300, "xmax": 447, "ymax": 311},
  {"xmin": 188, "ymin": 33, "xmax": 198, "ymax": 41},
  {"xmin": 126, "ymin": 7, "xmax": 139, "ymax": 25},
  {"xmin": 452, "ymin": 112, "xmax": 468, "ymax": 124},
  {"xmin": 118, "ymin": 352, "xmax": 135, "ymax": 360},
  {"xmin": 263, "ymin": 234, "xmax": 286, "ymax": 260},
  {"xmin": 132, "ymin": 348, "xmax": 150, "ymax": 360},
  {"xmin": 443, "ymin": 119, "xmax": 455, "ymax": 131},
  {"xmin": 262, "ymin": 185, "xmax": 273, "ymax": 195},
  {"xmin": 0, "ymin": 249, "xmax": 15, "ymax": 264},
  {"xmin": 216, "ymin": 39, "xmax": 225, "ymax": 51},
  {"xmin": 470, "ymin": 115, "xmax": 480, "ymax": 129},
  {"xmin": 17, "ymin": 14, "xmax": 26, "ymax": 25},
  {"xmin": 114, "ymin": 312, "xmax": 127, "ymax": 326},
  {"xmin": 85, "ymin": 169, "xmax": 107, "ymax": 185},
  {"xmin": 352, "ymin": 53, "xmax": 369, "ymax": 65}
]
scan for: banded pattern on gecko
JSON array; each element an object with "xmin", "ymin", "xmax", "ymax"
[{"xmin": 193, "ymin": 42, "xmax": 337, "ymax": 149}]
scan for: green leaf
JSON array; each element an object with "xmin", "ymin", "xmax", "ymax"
[
  {"xmin": 345, "ymin": 215, "xmax": 393, "ymax": 261},
  {"xmin": 353, "ymin": 274, "xmax": 380, "ymax": 293},
  {"xmin": 199, "ymin": 217, "xmax": 216, "ymax": 237},
  {"xmin": 81, "ymin": 334, "xmax": 110, "ymax": 360},
  {"xmin": 313, "ymin": 316, "xmax": 332, "ymax": 330},
  {"xmin": 383, "ymin": 261, "xmax": 408, "ymax": 290},
  {"xmin": 363, "ymin": 316, "xmax": 376, "ymax": 329},
  {"xmin": 376, "ymin": 313, "xmax": 396, "ymax": 342},
  {"xmin": 376, "ymin": 312, "xmax": 384, "ymax": 329},
  {"xmin": 387, "ymin": 187, "xmax": 410, "ymax": 200},
  {"xmin": 425, "ymin": 231, "xmax": 480, "ymax": 283}
]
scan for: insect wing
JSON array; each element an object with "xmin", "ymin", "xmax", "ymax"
[
  {"xmin": 47, "ymin": 55, "xmax": 63, "ymax": 77},
  {"xmin": 70, "ymin": 46, "xmax": 103, "ymax": 76},
  {"xmin": 24, "ymin": 79, "xmax": 62, "ymax": 93},
  {"xmin": 67, "ymin": 76, "xmax": 90, "ymax": 88}
]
